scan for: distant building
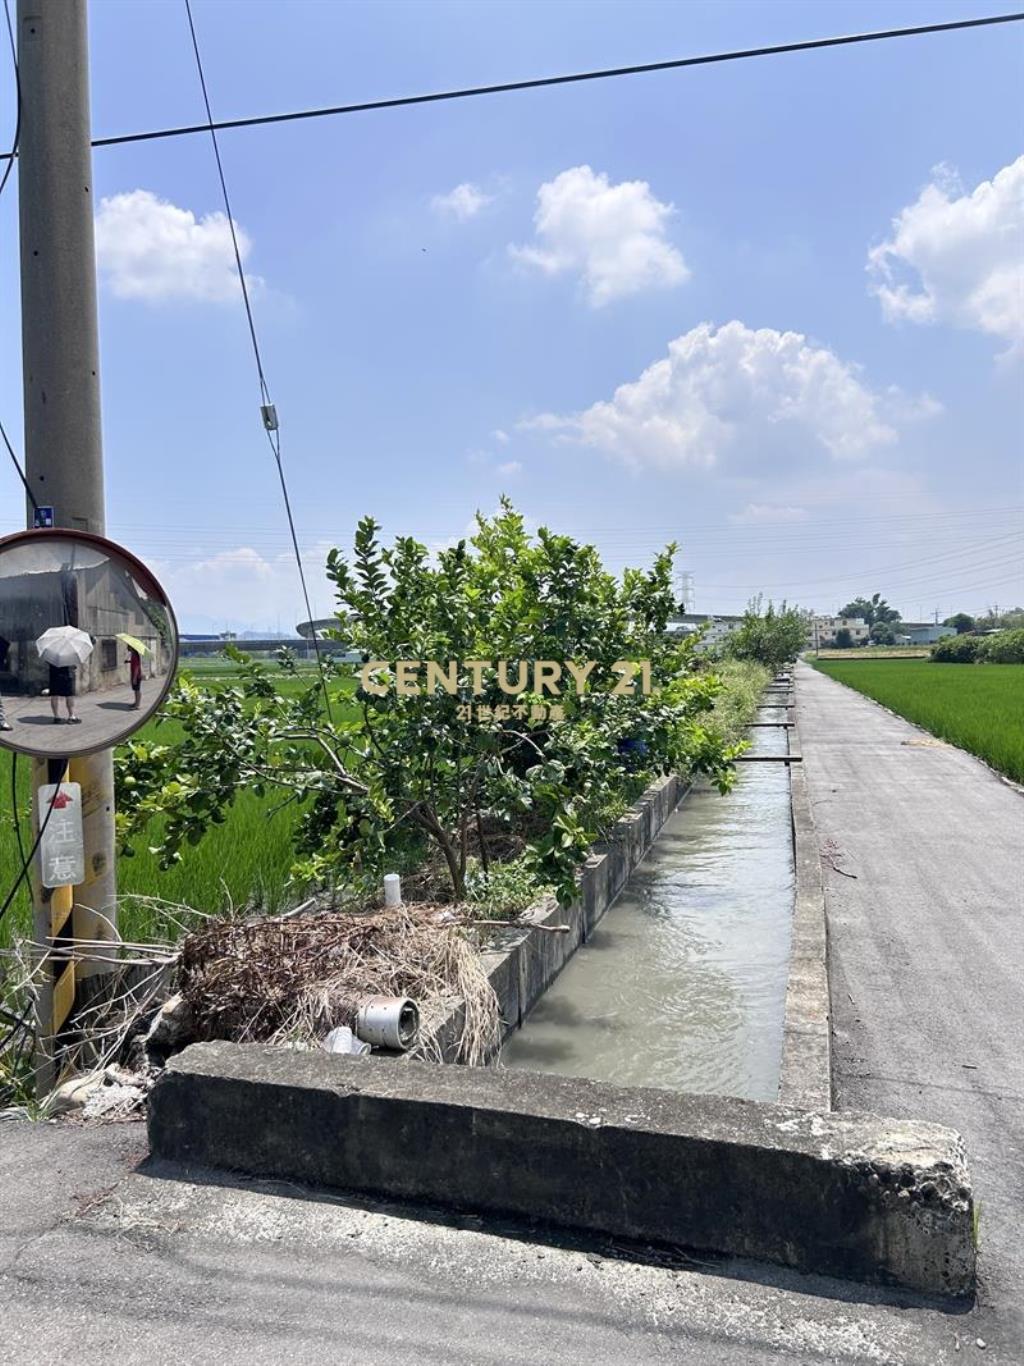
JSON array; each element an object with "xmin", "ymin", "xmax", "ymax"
[
  {"xmin": 296, "ymin": 618, "xmax": 344, "ymax": 641},
  {"xmin": 811, "ymin": 616, "xmax": 870, "ymax": 647},
  {"xmin": 899, "ymin": 623, "xmax": 955, "ymax": 645},
  {"xmin": 668, "ymin": 612, "xmax": 746, "ymax": 648},
  {"xmin": 0, "ymin": 551, "xmax": 171, "ymax": 694}
]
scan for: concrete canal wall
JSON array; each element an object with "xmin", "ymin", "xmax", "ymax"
[
  {"xmin": 445, "ymin": 675, "xmax": 832, "ymax": 1109},
  {"xmin": 777, "ymin": 719, "xmax": 833, "ymax": 1112},
  {"xmin": 431, "ymin": 772, "xmax": 687, "ymax": 1062}
]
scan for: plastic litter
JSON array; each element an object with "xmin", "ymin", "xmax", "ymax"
[{"xmin": 323, "ymin": 1026, "xmax": 371, "ymax": 1056}]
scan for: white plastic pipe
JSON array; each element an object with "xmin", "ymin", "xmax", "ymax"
[{"xmin": 383, "ymin": 873, "xmax": 402, "ymax": 908}]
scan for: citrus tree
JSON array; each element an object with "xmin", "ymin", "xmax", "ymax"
[{"xmin": 116, "ymin": 502, "xmax": 742, "ymax": 905}]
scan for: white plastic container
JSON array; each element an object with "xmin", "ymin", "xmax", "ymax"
[
  {"xmin": 383, "ymin": 873, "xmax": 402, "ymax": 908},
  {"xmin": 354, "ymin": 996, "xmax": 419, "ymax": 1051}
]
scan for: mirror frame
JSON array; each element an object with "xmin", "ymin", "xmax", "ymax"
[{"xmin": 0, "ymin": 527, "xmax": 180, "ymax": 759}]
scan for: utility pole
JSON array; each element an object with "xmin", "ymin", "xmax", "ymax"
[{"xmin": 17, "ymin": 0, "xmax": 116, "ymax": 1086}]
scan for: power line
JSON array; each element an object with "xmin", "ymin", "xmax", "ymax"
[
  {"xmin": 182, "ymin": 0, "xmax": 334, "ymax": 721},
  {"xmin": 0, "ymin": 762, "xmax": 61, "ymax": 928},
  {"xmin": 0, "ymin": 417, "xmax": 37, "ymax": 514},
  {"xmin": 0, "ymin": 0, "xmax": 17, "ymax": 199},
  {"xmin": 694, "ymin": 532, "xmax": 1023, "ymax": 591},
  {"xmin": 0, "ymin": 0, "xmax": 35, "ymax": 515},
  {"xmin": 2, "ymin": 11, "xmax": 1021, "ymax": 163},
  {"xmin": 698, "ymin": 553, "xmax": 1024, "ymax": 596}
]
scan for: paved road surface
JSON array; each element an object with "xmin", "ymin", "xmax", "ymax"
[
  {"xmin": 0, "ymin": 1118, "xmax": 995, "ymax": 1366},
  {"xmin": 1, "ymin": 680, "xmax": 149, "ymax": 755},
  {"xmin": 796, "ymin": 659, "xmax": 1024, "ymax": 1359},
  {"xmin": 1, "ymin": 661, "xmax": 1020, "ymax": 1363}
]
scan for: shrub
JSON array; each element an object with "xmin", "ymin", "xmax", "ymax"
[
  {"xmin": 976, "ymin": 629, "xmax": 1024, "ymax": 664},
  {"xmin": 724, "ymin": 595, "xmax": 807, "ymax": 673},
  {"xmin": 931, "ymin": 635, "xmax": 980, "ymax": 663},
  {"xmin": 464, "ymin": 855, "xmax": 545, "ymax": 918}
]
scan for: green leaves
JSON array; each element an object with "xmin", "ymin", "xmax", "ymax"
[
  {"xmin": 723, "ymin": 595, "xmax": 807, "ymax": 675},
  {"xmin": 119, "ymin": 502, "xmax": 742, "ymax": 907}
]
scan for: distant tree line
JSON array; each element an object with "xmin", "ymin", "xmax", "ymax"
[{"xmin": 932, "ymin": 629, "xmax": 1024, "ymax": 664}]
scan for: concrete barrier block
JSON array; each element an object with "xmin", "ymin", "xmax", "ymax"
[
  {"xmin": 150, "ymin": 1043, "xmax": 976, "ymax": 1298},
  {"xmin": 517, "ymin": 897, "xmax": 576, "ymax": 1017}
]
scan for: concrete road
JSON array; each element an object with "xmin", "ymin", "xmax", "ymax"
[
  {"xmin": 1, "ymin": 681, "xmax": 149, "ymax": 755},
  {"xmin": 795, "ymin": 659, "xmax": 1024, "ymax": 1360}
]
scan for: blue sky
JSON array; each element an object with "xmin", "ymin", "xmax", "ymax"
[{"xmin": 1, "ymin": 0, "xmax": 1022, "ymax": 632}]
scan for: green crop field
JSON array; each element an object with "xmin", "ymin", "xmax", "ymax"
[
  {"xmin": 0, "ymin": 664, "xmax": 360, "ymax": 949},
  {"xmin": 813, "ymin": 659, "xmax": 1024, "ymax": 783}
]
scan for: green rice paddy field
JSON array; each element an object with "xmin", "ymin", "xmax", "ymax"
[
  {"xmin": 813, "ymin": 659, "xmax": 1024, "ymax": 784},
  {"xmin": 0, "ymin": 665, "xmax": 358, "ymax": 948}
]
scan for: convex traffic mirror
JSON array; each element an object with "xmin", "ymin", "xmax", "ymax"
[{"xmin": 0, "ymin": 529, "xmax": 178, "ymax": 758}]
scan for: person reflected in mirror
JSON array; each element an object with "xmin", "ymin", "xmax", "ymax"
[
  {"xmin": 49, "ymin": 663, "xmax": 80, "ymax": 724},
  {"xmin": 0, "ymin": 636, "xmax": 10, "ymax": 731},
  {"xmin": 127, "ymin": 646, "xmax": 143, "ymax": 710}
]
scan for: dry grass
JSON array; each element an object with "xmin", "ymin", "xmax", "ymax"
[
  {"xmin": 179, "ymin": 906, "xmax": 502, "ymax": 1065},
  {"xmin": 2, "ymin": 897, "xmax": 504, "ymax": 1112}
]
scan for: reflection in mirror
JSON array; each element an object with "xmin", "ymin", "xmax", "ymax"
[{"xmin": 0, "ymin": 530, "xmax": 179, "ymax": 758}]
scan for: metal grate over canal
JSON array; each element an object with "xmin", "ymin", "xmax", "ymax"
[{"xmin": 501, "ymin": 708, "xmax": 795, "ymax": 1101}]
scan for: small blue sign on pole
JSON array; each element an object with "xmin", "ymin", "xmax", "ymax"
[{"xmin": 34, "ymin": 506, "xmax": 55, "ymax": 528}]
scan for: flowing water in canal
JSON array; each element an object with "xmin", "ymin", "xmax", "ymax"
[{"xmin": 502, "ymin": 707, "xmax": 794, "ymax": 1101}]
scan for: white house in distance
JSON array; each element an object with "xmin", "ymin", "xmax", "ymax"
[
  {"xmin": 669, "ymin": 612, "xmax": 746, "ymax": 648},
  {"xmin": 811, "ymin": 615, "xmax": 871, "ymax": 647}
]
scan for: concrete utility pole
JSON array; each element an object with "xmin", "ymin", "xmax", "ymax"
[{"xmin": 17, "ymin": 0, "xmax": 116, "ymax": 1082}]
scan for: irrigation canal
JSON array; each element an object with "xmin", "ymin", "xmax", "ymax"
[{"xmin": 502, "ymin": 703, "xmax": 795, "ymax": 1100}]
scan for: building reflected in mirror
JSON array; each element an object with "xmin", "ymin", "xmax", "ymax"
[{"xmin": 0, "ymin": 531, "xmax": 178, "ymax": 757}]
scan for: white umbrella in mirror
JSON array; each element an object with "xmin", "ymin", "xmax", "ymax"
[
  {"xmin": 0, "ymin": 528, "xmax": 179, "ymax": 759},
  {"xmin": 35, "ymin": 625, "xmax": 95, "ymax": 668}
]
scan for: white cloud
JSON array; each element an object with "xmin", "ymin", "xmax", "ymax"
[
  {"xmin": 730, "ymin": 504, "xmax": 808, "ymax": 524},
  {"xmin": 868, "ymin": 156, "xmax": 1024, "ymax": 351},
  {"xmin": 95, "ymin": 189, "xmax": 259, "ymax": 303},
  {"xmin": 159, "ymin": 545, "xmax": 333, "ymax": 633},
  {"xmin": 431, "ymin": 182, "xmax": 494, "ymax": 221},
  {"xmin": 524, "ymin": 321, "xmax": 936, "ymax": 470},
  {"xmin": 492, "ymin": 429, "xmax": 510, "ymax": 445},
  {"xmin": 509, "ymin": 165, "xmax": 689, "ymax": 306},
  {"xmin": 496, "ymin": 460, "xmax": 522, "ymax": 477}
]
